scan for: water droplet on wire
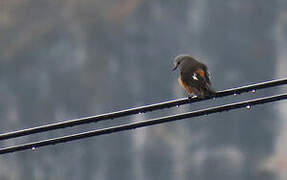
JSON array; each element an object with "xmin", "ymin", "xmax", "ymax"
[
  {"xmin": 233, "ymin": 93, "xmax": 237, "ymax": 96},
  {"xmin": 246, "ymin": 105, "xmax": 251, "ymax": 109},
  {"xmin": 251, "ymin": 89, "xmax": 256, "ymax": 93}
]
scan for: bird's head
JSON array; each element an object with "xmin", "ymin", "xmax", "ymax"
[{"xmin": 172, "ymin": 54, "xmax": 191, "ymax": 71}]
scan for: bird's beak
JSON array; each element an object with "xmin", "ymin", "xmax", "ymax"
[{"xmin": 172, "ymin": 64, "xmax": 178, "ymax": 71}]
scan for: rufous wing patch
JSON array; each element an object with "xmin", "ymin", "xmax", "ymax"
[{"xmin": 195, "ymin": 69, "xmax": 206, "ymax": 79}]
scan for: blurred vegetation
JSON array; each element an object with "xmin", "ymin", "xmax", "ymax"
[{"xmin": 0, "ymin": 0, "xmax": 285, "ymax": 180}]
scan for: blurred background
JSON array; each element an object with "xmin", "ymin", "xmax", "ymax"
[{"xmin": 0, "ymin": 0, "xmax": 287, "ymax": 179}]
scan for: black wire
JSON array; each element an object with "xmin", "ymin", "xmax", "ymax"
[
  {"xmin": 0, "ymin": 93, "xmax": 286, "ymax": 155},
  {"xmin": 0, "ymin": 78, "xmax": 287, "ymax": 141}
]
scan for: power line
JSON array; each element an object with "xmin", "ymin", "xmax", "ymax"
[
  {"xmin": 0, "ymin": 78, "xmax": 287, "ymax": 141},
  {"xmin": 0, "ymin": 93, "xmax": 287, "ymax": 155}
]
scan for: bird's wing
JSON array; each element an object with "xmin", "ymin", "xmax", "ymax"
[
  {"xmin": 199, "ymin": 65, "xmax": 212, "ymax": 86},
  {"xmin": 183, "ymin": 67, "xmax": 211, "ymax": 87},
  {"xmin": 181, "ymin": 70, "xmax": 209, "ymax": 91}
]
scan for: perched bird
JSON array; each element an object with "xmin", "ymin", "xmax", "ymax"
[{"xmin": 173, "ymin": 54, "xmax": 216, "ymax": 98}]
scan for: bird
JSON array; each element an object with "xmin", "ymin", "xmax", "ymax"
[{"xmin": 173, "ymin": 54, "xmax": 216, "ymax": 99}]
